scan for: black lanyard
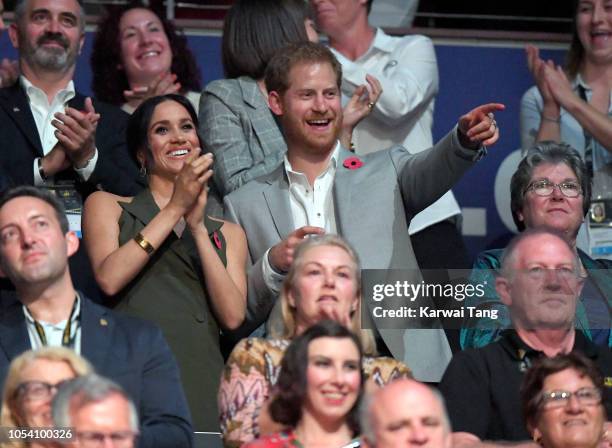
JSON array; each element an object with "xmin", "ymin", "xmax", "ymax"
[{"xmin": 29, "ymin": 296, "xmax": 79, "ymax": 348}]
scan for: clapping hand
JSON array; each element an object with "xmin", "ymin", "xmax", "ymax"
[
  {"xmin": 50, "ymin": 97, "xmax": 100, "ymax": 170},
  {"xmin": 170, "ymin": 149, "xmax": 214, "ymax": 230},
  {"xmin": 124, "ymin": 72, "xmax": 182, "ymax": 108},
  {"xmin": 343, "ymin": 74, "xmax": 383, "ymax": 128}
]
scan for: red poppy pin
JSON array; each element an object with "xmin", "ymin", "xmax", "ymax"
[
  {"xmin": 213, "ymin": 231, "xmax": 222, "ymax": 250},
  {"xmin": 343, "ymin": 156, "xmax": 363, "ymax": 170}
]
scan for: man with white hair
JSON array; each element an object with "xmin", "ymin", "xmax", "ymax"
[
  {"xmin": 361, "ymin": 378, "xmax": 452, "ymax": 448},
  {"xmin": 440, "ymin": 228, "xmax": 612, "ymax": 445},
  {"xmin": 52, "ymin": 374, "xmax": 139, "ymax": 448}
]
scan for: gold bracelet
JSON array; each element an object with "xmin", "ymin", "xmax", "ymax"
[{"xmin": 134, "ymin": 232, "xmax": 155, "ymax": 255}]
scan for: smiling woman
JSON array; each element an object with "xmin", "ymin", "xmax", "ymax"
[
  {"xmin": 242, "ymin": 320, "xmax": 364, "ymax": 448},
  {"xmin": 522, "ymin": 352, "xmax": 609, "ymax": 448},
  {"xmin": 81, "ymin": 94, "xmax": 247, "ymax": 432},
  {"xmin": 90, "ymin": 2, "xmax": 201, "ymax": 114}
]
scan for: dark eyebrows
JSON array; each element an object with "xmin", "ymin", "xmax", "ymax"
[
  {"xmin": 60, "ymin": 11, "xmax": 78, "ymax": 22},
  {"xmin": 30, "ymin": 8, "xmax": 78, "ymax": 23},
  {"xmin": 150, "ymin": 119, "xmax": 170, "ymax": 129},
  {"xmin": 30, "ymin": 8, "xmax": 50, "ymax": 17}
]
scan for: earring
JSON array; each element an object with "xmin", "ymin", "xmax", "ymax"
[{"xmin": 139, "ymin": 165, "xmax": 147, "ymax": 177}]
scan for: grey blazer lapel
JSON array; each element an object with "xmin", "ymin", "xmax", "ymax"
[
  {"xmin": 333, "ymin": 147, "xmax": 359, "ymax": 234},
  {"xmin": 262, "ymin": 166, "xmax": 295, "ymax": 240}
]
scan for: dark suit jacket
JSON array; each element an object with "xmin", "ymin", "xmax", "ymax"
[
  {"xmin": 0, "ymin": 296, "xmax": 193, "ymax": 448},
  {"xmin": 0, "ymin": 83, "xmax": 142, "ymax": 197}
]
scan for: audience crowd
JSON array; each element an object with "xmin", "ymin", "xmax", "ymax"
[{"xmin": 0, "ymin": 0, "xmax": 610, "ymax": 447}]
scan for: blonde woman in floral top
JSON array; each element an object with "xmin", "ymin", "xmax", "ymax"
[{"xmin": 218, "ymin": 235, "xmax": 411, "ymax": 447}]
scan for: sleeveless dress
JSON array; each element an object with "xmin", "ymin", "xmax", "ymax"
[{"xmin": 116, "ymin": 188, "xmax": 226, "ymax": 432}]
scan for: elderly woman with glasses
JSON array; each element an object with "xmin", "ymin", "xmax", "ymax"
[
  {"xmin": 0, "ymin": 348, "xmax": 92, "ymax": 448},
  {"xmin": 522, "ymin": 352, "xmax": 610, "ymax": 448},
  {"xmin": 461, "ymin": 141, "xmax": 612, "ymax": 350}
]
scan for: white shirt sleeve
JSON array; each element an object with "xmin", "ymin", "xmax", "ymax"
[
  {"xmin": 261, "ymin": 247, "xmax": 286, "ymax": 294},
  {"xmin": 73, "ymin": 148, "xmax": 99, "ymax": 181},
  {"xmin": 339, "ymin": 34, "xmax": 439, "ymax": 125}
]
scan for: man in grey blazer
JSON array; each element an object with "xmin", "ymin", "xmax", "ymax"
[{"xmin": 224, "ymin": 42, "xmax": 502, "ymax": 381}]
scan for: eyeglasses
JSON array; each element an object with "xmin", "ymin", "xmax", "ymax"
[
  {"xmin": 541, "ymin": 387, "xmax": 602, "ymax": 409},
  {"xmin": 76, "ymin": 431, "xmax": 138, "ymax": 448},
  {"xmin": 14, "ymin": 380, "xmax": 67, "ymax": 401},
  {"xmin": 526, "ymin": 180, "xmax": 582, "ymax": 198},
  {"xmin": 523, "ymin": 267, "xmax": 584, "ymax": 282}
]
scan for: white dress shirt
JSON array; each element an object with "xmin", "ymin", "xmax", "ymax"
[
  {"xmin": 23, "ymin": 294, "xmax": 82, "ymax": 353},
  {"xmin": 21, "ymin": 76, "xmax": 98, "ymax": 185},
  {"xmin": 262, "ymin": 143, "xmax": 341, "ymax": 292}
]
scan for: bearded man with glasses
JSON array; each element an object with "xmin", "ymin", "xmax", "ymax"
[{"xmin": 462, "ymin": 142, "xmax": 612, "ymax": 351}]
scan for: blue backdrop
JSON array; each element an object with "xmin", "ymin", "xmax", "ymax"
[{"xmin": 0, "ymin": 31, "xmax": 567, "ymax": 260}]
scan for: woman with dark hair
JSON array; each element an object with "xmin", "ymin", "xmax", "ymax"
[
  {"xmin": 90, "ymin": 2, "xmax": 202, "ymax": 114},
  {"xmin": 199, "ymin": 0, "xmax": 381, "ymax": 197},
  {"xmin": 81, "ymin": 94, "xmax": 247, "ymax": 432},
  {"xmin": 521, "ymin": 352, "xmax": 609, "ymax": 447},
  {"xmin": 521, "ymin": 0, "xmax": 612, "ymax": 254},
  {"xmin": 243, "ymin": 320, "xmax": 364, "ymax": 448},
  {"xmin": 218, "ymin": 234, "xmax": 410, "ymax": 446}
]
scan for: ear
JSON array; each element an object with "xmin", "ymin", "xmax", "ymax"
[
  {"xmin": 350, "ymin": 294, "xmax": 359, "ymax": 314},
  {"xmin": 496, "ymin": 276, "xmax": 512, "ymax": 307},
  {"xmin": 8, "ymin": 23, "xmax": 20, "ymax": 50},
  {"xmin": 78, "ymin": 32, "xmax": 85, "ymax": 55},
  {"xmin": 287, "ymin": 286, "xmax": 297, "ymax": 309},
  {"xmin": 136, "ymin": 148, "xmax": 146, "ymax": 169},
  {"xmin": 268, "ymin": 91, "xmax": 284, "ymax": 117},
  {"xmin": 532, "ymin": 427, "xmax": 543, "ymax": 445},
  {"xmin": 65, "ymin": 231, "xmax": 80, "ymax": 258}
]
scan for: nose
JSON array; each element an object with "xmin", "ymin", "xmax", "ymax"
[
  {"xmin": 408, "ymin": 423, "xmax": 429, "ymax": 445},
  {"xmin": 47, "ymin": 16, "xmax": 61, "ymax": 34},
  {"xmin": 565, "ymin": 393, "xmax": 584, "ymax": 413},
  {"xmin": 592, "ymin": 1, "xmax": 604, "ymax": 23},
  {"xmin": 541, "ymin": 268, "xmax": 564, "ymax": 289},
  {"xmin": 21, "ymin": 228, "xmax": 36, "ymax": 248},
  {"xmin": 323, "ymin": 269, "xmax": 336, "ymax": 287},
  {"xmin": 138, "ymin": 29, "xmax": 153, "ymax": 46},
  {"xmin": 550, "ymin": 184, "xmax": 565, "ymax": 200},
  {"xmin": 312, "ymin": 93, "xmax": 328, "ymax": 113},
  {"xmin": 169, "ymin": 127, "xmax": 186, "ymax": 143}
]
